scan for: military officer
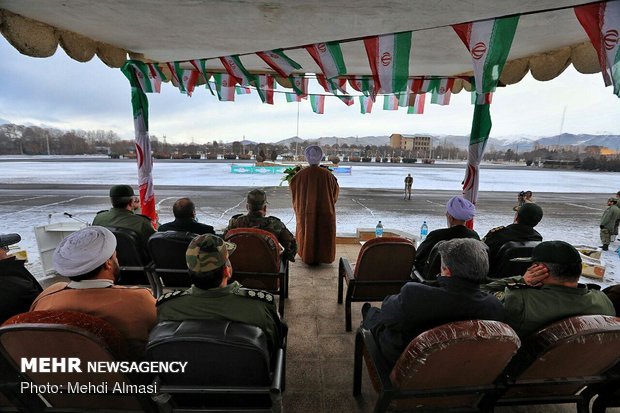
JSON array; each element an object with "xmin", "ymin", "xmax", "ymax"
[
  {"xmin": 156, "ymin": 234, "xmax": 285, "ymax": 352},
  {"xmin": 224, "ymin": 189, "xmax": 297, "ymax": 262},
  {"xmin": 92, "ymin": 184, "xmax": 155, "ymax": 250},
  {"xmin": 483, "ymin": 202, "xmax": 544, "ymax": 277}
]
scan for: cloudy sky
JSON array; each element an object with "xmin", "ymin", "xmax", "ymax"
[{"xmin": 1, "ymin": 36, "xmax": 619, "ymax": 144}]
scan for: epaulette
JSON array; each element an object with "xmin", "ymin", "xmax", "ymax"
[
  {"xmin": 156, "ymin": 290, "xmax": 189, "ymax": 306},
  {"xmin": 489, "ymin": 226, "xmax": 505, "ymax": 233},
  {"xmin": 96, "ymin": 210, "xmax": 109, "ymax": 214},
  {"xmin": 506, "ymin": 282, "xmax": 539, "ymax": 290},
  {"xmin": 234, "ymin": 287, "xmax": 275, "ymax": 304}
]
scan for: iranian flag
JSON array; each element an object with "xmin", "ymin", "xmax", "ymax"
[
  {"xmin": 383, "ymin": 95, "xmax": 399, "ymax": 110},
  {"xmin": 235, "ymin": 86, "xmax": 252, "ymax": 95},
  {"xmin": 407, "ymin": 93, "xmax": 426, "ymax": 114},
  {"xmin": 471, "ymin": 92, "xmax": 493, "ymax": 104},
  {"xmin": 130, "ymin": 62, "xmax": 165, "ymax": 93},
  {"xmin": 286, "ymin": 92, "xmax": 301, "ymax": 102},
  {"xmin": 349, "ymin": 75, "xmax": 376, "ymax": 99},
  {"xmin": 290, "ymin": 75, "xmax": 309, "ymax": 97},
  {"xmin": 411, "ymin": 77, "xmax": 436, "ymax": 94},
  {"xmin": 214, "ymin": 73, "xmax": 236, "ymax": 101},
  {"xmin": 120, "ymin": 62, "xmax": 157, "ymax": 226},
  {"xmin": 310, "ymin": 95, "xmax": 325, "ymax": 114},
  {"xmin": 359, "ymin": 95, "xmax": 374, "ymax": 114},
  {"xmin": 453, "ymin": 16, "xmax": 518, "ymax": 217},
  {"xmin": 364, "ymin": 32, "xmax": 412, "ymax": 94},
  {"xmin": 316, "ymin": 74, "xmax": 347, "ymax": 94},
  {"xmin": 189, "ymin": 58, "xmax": 215, "ymax": 95},
  {"xmin": 398, "ymin": 79, "xmax": 415, "ymax": 107},
  {"xmin": 257, "ymin": 49, "xmax": 302, "ymax": 77},
  {"xmin": 166, "ymin": 62, "xmax": 198, "ymax": 96},
  {"xmin": 257, "ymin": 74, "xmax": 275, "ymax": 104},
  {"xmin": 431, "ymin": 78, "xmax": 454, "ymax": 105},
  {"xmin": 336, "ymin": 95, "xmax": 354, "ymax": 106},
  {"xmin": 220, "ymin": 55, "xmax": 256, "ymax": 86},
  {"xmin": 305, "ymin": 42, "xmax": 347, "ymax": 79},
  {"xmin": 575, "ymin": 2, "xmax": 620, "ymax": 97}
]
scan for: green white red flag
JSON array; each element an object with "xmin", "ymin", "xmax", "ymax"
[
  {"xmin": 398, "ymin": 79, "xmax": 415, "ymax": 107},
  {"xmin": 316, "ymin": 74, "xmax": 347, "ymax": 94},
  {"xmin": 220, "ymin": 55, "xmax": 256, "ymax": 86},
  {"xmin": 348, "ymin": 75, "xmax": 376, "ymax": 99},
  {"xmin": 382, "ymin": 95, "xmax": 399, "ymax": 110},
  {"xmin": 359, "ymin": 95, "xmax": 374, "ymax": 114},
  {"xmin": 431, "ymin": 78, "xmax": 454, "ymax": 105},
  {"xmin": 256, "ymin": 74, "xmax": 275, "ymax": 104},
  {"xmin": 235, "ymin": 86, "xmax": 252, "ymax": 95},
  {"xmin": 336, "ymin": 95, "xmax": 354, "ymax": 106},
  {"xmin": 129, "ymin": 61, "xmax": 165, "ymax": 93},
  {"xmin": 290, "ymin": 75, "xmax": 308, "ymax": 97},
  {"xmin": 364, "ymin": 32, "xmax": 412, "ymax": 94},
  {"xmin": 120, "ymin": 61, "xmax": 157, "ymax": 226},
  {"xmin": 310, "ymin": 95, "xmax": 325, "ymax": 114},
  {"xmin": 575, "ymin": 2, "xmax": 620, "ymax": 97},
  {"xmin": 189, "ymin": 59, "xmax": 215, "ymax": 95},
  {"xmin": 257, "ymin": 49, "xmax": 302, "ymax": 77},
  {"xmin": 166, "ymin": 62, "xmax": 199, "ymax": 96},
  {"xmin": 305, "ymin": 42, "xmax": 347, "ymax": 79},
  {"xmin": 411, "ymin": 77, "xmax": 435, "ymax": 94},
  {"xmin": 214, "ymin": 73, "xmax": 236, "ymax": 101},
  {"xmin": 286, "ymin": 92, "xmax": 301, "ymax": 102},
  {"xmin": 407, "ymin": 93, "xmax": 426, "ymax": 114}
]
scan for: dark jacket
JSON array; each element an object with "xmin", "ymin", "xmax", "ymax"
[
  {"xmin": 363, "ymin": 276, "xmax": 504, "ymax": 367},
  {"xmin": 414, "ymin": 225, "xmax": 480, "ymax": 274},
  {"xmin": 483, "ymin": 223, "xmax": 542, "ymax": 275},
  {"xmin": 0, "ymin": 257, "xmax": 43, "ymax": 323},
  {"xmin": 158, "ymin": 218, "xmax": 215, "ymax": 235}
]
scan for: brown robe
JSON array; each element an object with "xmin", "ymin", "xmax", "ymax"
[{"xmin": 290, "ymin": 165, "xmax": 339, "ymax": 264}]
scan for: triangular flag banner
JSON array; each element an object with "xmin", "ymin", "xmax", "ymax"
[
  {"xmin": 257, "ymin": 74, "xmax": 275, "ymax": 104},
  {"xmin": 316, "ymin": 74, "xmax": 347, "ymax": 94},
  {"xmin": 348, "ymin": 76, "xmax": 376, "ymax": 99},
  {"xmin": 336, "ymin": 95, "xmax": 354, "ymax": 106},
  {"xmin": 166, "ymin": 62, "xmax": 198, "ymax": 96},
  {"xmin": 305, "ymin": 42, "xmax": 347, "ymax": 79},
  {"xmin": 189, "ymin": 59, "xmax": 215, "ymax": 95},
  {"xmin": 310, "ymin": 95, "xmax": 325, "ymax": 114},
  {"xmin": 382, "ymin": 95, "xmax": 399, "ymax": 110},
  {"xmin": 364, "ymin": 32, "xmax": 412, "ymax": 94},
  {"xmin": 398, "ymin": 79, "xmax": 415, "ymax": 107},
  {"xmin": 257, "ymin": 49, "xmax": 302, "ymax": 77},
  {"xmin": 290, "ymin": 75, "xmax": 309, "ymax": 97},
  {"xmin": 407, "ymin": 93, "xmax": 426, "ymax": 114},
  {"xmin": 235, "ymin": 86, "xmax": 252, "ymax": 95},
  {"xmin": 129, "ymin": 62, "xmax": 165, "ymax": 93},
  {"xmin": 574, "ymin": 2, "xmax": 620, "ymax": 97},
  {"xmin": 359, "ymin": 95, "xmax": 374, "ymax": 114},
  {"xmin": 431, "ymin": 79, "xmax": 454, "ymax": 105},
  {"xmin": 286, "ymin": 92, "xmax": 301, "ymax": 102},
  {"xmin": 214, "ymin": 73, "xmax": 236, "ymax": 101},
  {"xmin": 220, "ymin": 55, "xmax": 256, "ymax": 86}
]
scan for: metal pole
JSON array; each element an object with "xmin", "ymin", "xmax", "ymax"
[{"xmin": 296, "ymin": 100, "xmax": 300, "ymax": 139}]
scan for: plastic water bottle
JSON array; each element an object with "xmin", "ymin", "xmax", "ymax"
[
  {"xmin": 375, "ymin": 221, "xmax": 384, "ymax": 238},
  {"xmin": 420, "ymin": 221, "xmax": 428, "ymax": 241}
]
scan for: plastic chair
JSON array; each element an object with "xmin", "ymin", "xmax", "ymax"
[
  {"xmin": 107, "ymin": 226, "xmax": 156, "ymax": 290},
  {"xmin": 338, "ymin": 237, "xmax": 416, "ymax": 331},
  {"xmin": 147, "ymin": 231, "xmax": 196, "ymax": 298},
  {"xmin": 224, "ymin": 228, "xmax": 288, "ymax": 315},
  {"xmin": 493, "ymin": 315, "xmax": 620, "ymax": 412},
  {"xmin": 488, "ymin": 240, "xmax": 540, "ymax": 279},
  {"xmin": 353, "ymin": 320, "xmax": 521, "ymax": 412},
  {"xmin": 146, "ymin": 319, "xmax": 286, "ymax": 412},
  {"xmin": 0, "ymin": 310, "xmax": 155, "ymax": 412}
]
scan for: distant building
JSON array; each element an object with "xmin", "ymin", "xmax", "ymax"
[{"xmin": 390, "ymin": 134, "xmax": 432, "ymax": 156}]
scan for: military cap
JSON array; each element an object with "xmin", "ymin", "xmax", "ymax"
[
  {"xmin": 247, "ymin": 189, "xmax": 268, "ymax": 208},
  {"xmin": 607, "ymin": 197, "xmax": 617, "ymax": 203},
  {"xmin": 186, "ymin": 234, "xmax": 236, "ymax": 273},
  {"xmin": 517, "ymin": 203, "xmax": 543, "ymax": 226},
  {"xmin": 0, "ymin": 233, "xmax": 21, "ymax": 248},
  {"xmin": 109, "ymin": 185, "xmax": 135, "ymax": 198},
  {"xmin": 512, "ymin": 240, "xmax": 581, "ymax": 266}
]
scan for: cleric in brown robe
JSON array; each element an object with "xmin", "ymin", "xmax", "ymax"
[{"xmin": 290, "ymin": 145, "xmax": 339, "ymax": 265}]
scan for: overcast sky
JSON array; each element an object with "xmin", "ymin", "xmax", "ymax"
[{"xmin": 1, "ymin": 36, "xmax": 619, "ymax": 144}]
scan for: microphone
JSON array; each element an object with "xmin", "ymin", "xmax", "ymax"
[{"xmin": 63, "ymin": 212, "xmax": 90, "ymax": 226}]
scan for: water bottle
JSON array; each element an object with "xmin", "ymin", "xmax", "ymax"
[
  {"xmin": 420, "ymin": 221, "xmax": 428, "ymax": 241},
  {"xmin": 375, "ymin": 221, "xmax": 384, "ymax": 238}
]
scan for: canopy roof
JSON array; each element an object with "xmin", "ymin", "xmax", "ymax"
[{"xmin": 0, "ymin": 0, "xmax": 604, "ymax": 87}]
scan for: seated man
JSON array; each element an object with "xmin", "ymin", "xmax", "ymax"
[
  {"xmin": 224, "ymin": 189, "xmax": 297, "ymax": 262},
  {"xmin": 482, "ymin": 241, "xmax": 615, "ymax": 338},
  {"xmin": 92, "ymin": 184, "xmax": 155, "ymax": 250},
  {"xmin": 158, "ymin": 197, "xmax": 215, "ymax": 235},
  {"xmin": 414, "ymin": 196, "xmax": 479, "ymax": 276},
  {"xmin": 156, "ymin": 234, "xmax": 285, "ymax": 352},
  {"xmin": 30, "ymin": 226, "xmax": 157, "ymax": 358},
  {"xmin": 0, "ymin": 233, "xmax": 42, "ymax": 323},
  {"xmin": 483, "ymin": 202, "xmax": 544, "ymax": 276},
  {"xmin": 362, "ymin": 238, "xmax": 504, "ymax": 367}
]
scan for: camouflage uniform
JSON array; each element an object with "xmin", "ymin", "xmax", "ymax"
[{"xmin": 156, "ymin": 234, "xmax": 285, "ymax": 351}]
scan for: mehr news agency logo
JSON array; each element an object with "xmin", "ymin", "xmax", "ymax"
[{"xmin": 19, "ymin": 357, "xmax": 187, "ymax": 395}]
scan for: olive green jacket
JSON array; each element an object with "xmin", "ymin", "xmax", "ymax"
[{"xmin": 92, "ymin": 207, "xmax": 155, "ymax": 248}]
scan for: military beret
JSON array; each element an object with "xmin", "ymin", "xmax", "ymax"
[
  {"xmin": 0, "ymin": 233, "xmax": 21, "ymax": 248},
  {"xmin": 517, "ymin": 203, "xmax": 543, "ymax": 226}
]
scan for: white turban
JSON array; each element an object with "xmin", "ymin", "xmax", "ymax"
[
  {"xmin": 304, "ymin": 145, "xmax": 323, "ymax": 165},
  {"xmin": 53, "ymin": 226, "xmax": 117, "ymax": 278}
]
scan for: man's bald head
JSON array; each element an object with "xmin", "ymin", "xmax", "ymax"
[{"xmin": 173, "ymin": 198, "xmax": 196, "ymax": 219}]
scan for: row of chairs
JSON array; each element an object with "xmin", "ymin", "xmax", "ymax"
[
  {"xmin": 354, "ymin": 315, "xmax": 620, "ymax": 413},
  {"xmin": 0, "ymin": 310, "xmax": 286, "ymax": 412},
  {"xmin": 338, "ymin": 237, "xmax": 539, "ymax": 331},
  {"xmin": 109, "ymin": 227, "xmax": 289, "ymax": 315}
]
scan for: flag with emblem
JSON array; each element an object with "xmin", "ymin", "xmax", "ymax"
[
  {"xmin": 407, "ymin": 93, "xmax": 426, "ymax": 114},
  {"xmin": 286, "ymin": 92, "xmax": 301, "ymax": 102},
  {"xmin": 575, "ymin": 2, "xmax": 620, "ymax": 97},
  {"xmin": 305, "ymin": 42, "xmax": 347, "ymax": 79},
  {"xmin": 290, "ymin": 75, "xmax": 309, "ymax": 97},
  {"xmin": 256, "ymin": 74, "xmax": 276, "ymax": 104},
  {"xmin": 359, "ymin": 95, "xmax": 374, "ymax": 114},
  {"xmin": 364, "ymin": 32, "xmax": 412, "ymax": 94},
  {"xmin": 120, "ymin": 61, "xmax": 158, "ymax": 226},
  {"xmin": 235, "ymin": 86, "xmax": 252, "ymax": 95},
  {"xmin": 398, "ymin": 79, "xmax": 415, "ymax": 107},
  {"xmin": 166, "ymin": 62, "xmax": 198, "ymax": 96},
  {"xmin": 431, "ymin": 78, "xmax": 454, "ymax": 105},
  {"xmin": 411, "ymin": 77, "xmax": 436, "ymax": 94},
  {"xmin": 214, "ymin": 73, "xmax": 236, "ymax": 101},
  {"xmin": 310, "ymin": 95, "xmax": 325, "ymax": 114},
  {"xmin": 220, "ymin": 55, "xmax": 256, "ymax": 86},
  {"xmin": 382, "ymin": 95, "xmax": 399, "ymax": 110},
  {"xmin": 257, "ymin": 49, "xmax": 302, "ymax": 77},
  {"xmin": 130, "ymin": 61, "xmax": 165, "ymax": 93},
  {"xmin": 348, "ymin": 75, "xmax": 376, "ymax": 98},
  {"xmin": 189, "ymin": 58, "xmax": 215, "ymax": 95},
  {"xmin": 316, "ymin": 74, "xmax": 347, "ymax": 94}
]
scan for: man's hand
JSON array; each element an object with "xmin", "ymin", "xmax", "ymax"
[{"xmin": 523, "ymin": 263, "xmax": 549, "ymax": 287}]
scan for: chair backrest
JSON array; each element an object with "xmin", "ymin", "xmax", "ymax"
[
  {"xmin": 419, "ymin": 241, "xmax": 444, "ymax": 281},
  {"xmin": 503, "ymin": 315, "xmax": 620, "ymax": 398},
  {"xmin": 388, "ymin": 320, "xmax": 521, "ymax": 409},
  {"xmin": 490, "ymin": 240, "xmax": 540, "ymax": 279},
  {"xmin": 148, "ymin": 231, "xmax": 195, "ymax": 287},
  {"xmin": 108, "ymin": 226, "xmax": 151, "ymax": 285},
  {"xmin": 0, "ymin": 311, "xmax": 150, "ymax": 411},
  {"xmin": 355, "ymin": 237, "xmax": 415, "ymax": 280}
]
